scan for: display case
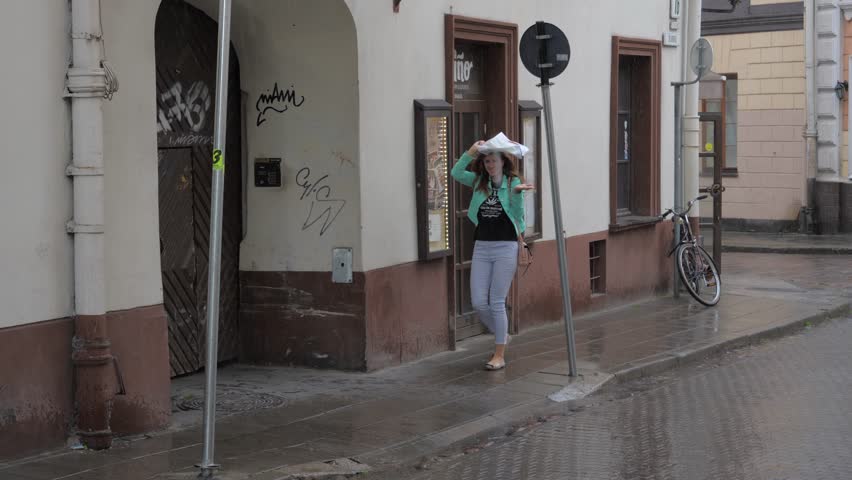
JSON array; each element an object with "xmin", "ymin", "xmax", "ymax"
[
  {"xmin": 414, "ymin": 100, "xmax": 453, "ymax": 260},
  {"xmin": 519, "ymin": 100, "xmax": 543, "ymax": 241}
]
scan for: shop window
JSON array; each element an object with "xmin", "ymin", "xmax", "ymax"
[
  {"xmin": 518, "ymin": 101, "xmax": 543, "ymax": 241},
  {"xmin": 702, "ymin": 73, "xmax": 738, "ymax": 175},
  {"xmin": 590, "ymin": 240, "xmax": 606, "ymax": 295},
  {"xmin": 609, "ymin": 37, "xmax": 662, "ymax": 231}
]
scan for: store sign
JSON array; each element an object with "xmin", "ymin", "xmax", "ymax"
[{"xmin": 453, "ymin": 45, "xmax": 485, "ymax": 101}]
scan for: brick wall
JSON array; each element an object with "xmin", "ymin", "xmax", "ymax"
[{"xmin": 707, "ymin": 31, "xmax": 806, "ymax": 223}]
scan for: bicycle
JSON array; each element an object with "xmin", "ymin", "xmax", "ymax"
[{"xmin": 661, "ymin": 195, "xmax": 721, "ymax": 306}]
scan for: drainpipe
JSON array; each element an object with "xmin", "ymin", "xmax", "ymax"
[
  {"xmin": 683, "ymin": 0, "xmax": 702, "ymax": 224},
  {"xmin": 66, "ymin": 0, "xmax": 115, "ymax": 450},
  {"xmin": 803, "ymin": 0, "xmax": 818, "ymax": 231}
]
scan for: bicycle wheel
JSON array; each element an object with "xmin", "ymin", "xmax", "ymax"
[{"xmin": 676, "ymin": 244, "xmax": 721, "ymax": 306}]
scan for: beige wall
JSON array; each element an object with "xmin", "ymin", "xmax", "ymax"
[
  {"xmin": 0, "ymin": 2, "xmax": 74, "ymax": 329},
  {"xmin": 347, "ymin": 0, "xmax": 683, "ymax": 270},
  {"xmin": 1, "ymin": 0, "xmax": 360, "ymax": 328},
  {"xmin": 107, "ymin": 0, "xmax": 361, "ymax": 279},
  {"xmin": 102, "ymin": 1, "xmax": 164, "ymax": 313},
  {"xmin": 707, "ymin": 30, "xmax": 806, "ymax": 221},
  {"xmin": 188, "ymin": 0, "xmax": 362, "ymax": 273}
]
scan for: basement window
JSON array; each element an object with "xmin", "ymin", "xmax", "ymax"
[{"xmin": 590, "ymin": 240, "xmax": 606, "ymax": 295}]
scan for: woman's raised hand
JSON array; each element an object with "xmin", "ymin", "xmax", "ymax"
[
  {"xmin": 513, "ymin": 183, "xmax": 535, "ymax": 193},
  {"xmin": 467, "ymin": 140, "xmax": 485, "ymax": 156}
]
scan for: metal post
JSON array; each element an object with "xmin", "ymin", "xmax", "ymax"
[
  {"xmin": 198, "ymin": 0, "xmax": 232, "ymax": 477},
  {"xmin": 673, "ymin": 84, "xmax": 682, "ymax": 298},
  {"xmin": 540, "ymin": 83, "xmax": 578, "ymax": 377},
  {"xmin": 671, "ymin": 76, "xmax": 700, "ymax": 297}
]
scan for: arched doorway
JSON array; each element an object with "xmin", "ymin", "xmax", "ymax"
[{"xmin": 155, "ymin": 0, "xmax": 242, "ymax": 376}]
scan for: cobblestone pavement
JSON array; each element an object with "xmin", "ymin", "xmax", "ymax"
[{"xmin": 390, "ymin": 317, "xmax": 852, "ymax": 480}]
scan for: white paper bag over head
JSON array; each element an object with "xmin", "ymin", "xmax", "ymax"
[{"xmin": 477, "ymin": 132, "xmax": 530, "ymax": 158}]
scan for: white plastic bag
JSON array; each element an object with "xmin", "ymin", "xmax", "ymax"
[{"xmin": 477, "ymin": 132, "xmax": 530, "ymax": 158}]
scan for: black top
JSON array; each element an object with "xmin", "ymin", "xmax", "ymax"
[{"xmin": 475, "ymin": 187, "xmax": 517, "ymax": 242}]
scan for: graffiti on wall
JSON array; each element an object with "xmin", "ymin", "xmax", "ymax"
[
  {"xmin": 156, "ymin": 81, "xmax": 212, "ymax": 133},
  {"xmin": 255, "ymin": 83, "xmax": 305, "ymax": 126},
  {"xmin": 295, "ymin": 167, "xmax": 345, "ymax": 236}
]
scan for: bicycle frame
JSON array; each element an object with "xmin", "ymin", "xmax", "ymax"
[{"xmin": 663, "ymin": 195, "xmax": 706, "ymax": 257}]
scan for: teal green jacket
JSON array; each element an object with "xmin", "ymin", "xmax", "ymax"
[{"xmin": 450, "ymin": 152, "xmax": 526, "ymax": 237}]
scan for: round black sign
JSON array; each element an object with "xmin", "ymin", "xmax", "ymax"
[{"xmin": 520, "ymin": 22, "xmax": 571, "ymax": 81}]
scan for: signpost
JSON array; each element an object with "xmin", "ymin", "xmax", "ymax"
[
  {"xmin": 672, "ymin": 38, "xmax": 713, "ymax": 298},
  {"xmin": 198, "ymin": 0, "xmax": 232, "ymax": 478},
  {"xmin": 519, "ymin": 22, "xmax": 578, "ymax": 377}
]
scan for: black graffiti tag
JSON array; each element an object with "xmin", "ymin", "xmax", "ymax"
[
  {"xmin": 255, "ymin": 83, "xmax": 305, "ymax": 126},
  {"xmin": 295, "ymin": 167, "xmax": 345, "ymax": 236}
]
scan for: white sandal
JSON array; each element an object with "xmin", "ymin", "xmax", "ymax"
[{"xmin": 484, "ymin": 361, "xmax": 505, "ymax": 371}]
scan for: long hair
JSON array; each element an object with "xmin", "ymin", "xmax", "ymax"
[{"xmin": 472, "ymin": 152, "xmax": 522, "ymax": 193}]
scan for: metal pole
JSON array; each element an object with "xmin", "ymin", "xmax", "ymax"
[
  {"xmin": 540, "ymin": 83, "xmax": 578, "ymax": 377},
  {"xmin": 199, "ymin": 0, "xmax": 232, "ymax": 477},
  {"xmin": 673, "ymin": 84, "xmax": 682, "ymax": 298}
]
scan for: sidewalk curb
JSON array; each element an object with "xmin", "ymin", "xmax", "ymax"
[
  {"xmin": 358, "ymin": 302, "xmax": 851, "ymax": 479},
  {"xmin": 611, "ymin": 302, "xmax": 851, "ymax": 384},
  {"xmin": 722, "ymin": 245, "xmax": 852, "ymax": 255}
]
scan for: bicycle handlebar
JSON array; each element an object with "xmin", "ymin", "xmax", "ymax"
[{"xmin": 661, "ymin": 195, "xmax": 709, "ymax": 219}]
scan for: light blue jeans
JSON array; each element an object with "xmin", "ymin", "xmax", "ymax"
[{"xmin": 471, "ymin": 240, "xmax": 518, "ymax": 345}]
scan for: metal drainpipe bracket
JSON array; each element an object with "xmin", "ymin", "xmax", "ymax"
[
  {"xmin": 71, "ymin": 32, "xmax": 103, "ymax": 41},
  {"xmin": 67, "ymin": 67, "xmax": 107, "ymax": 98},
  {"xmin": 66, "ymin": 221, "xmax": 105, "ymax": 234},
  {"xmin": 66, "ymin": 165, "xmax": 104, "ymax": 177}
]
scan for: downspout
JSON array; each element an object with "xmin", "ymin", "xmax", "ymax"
[
  {"xmin": 681, "ymin": 0, "xmax": 690, "ymax": 111},
  {"xmin": 803, "ymin": 0, "xmax": 818, "ymax": 230},
  {"xmin": 66, "ymin": 0, "xmax": 116, "ymax": 450},
  {"xmin": 683, "ymin": 0, "xmax": 702, "ymax": 224}
]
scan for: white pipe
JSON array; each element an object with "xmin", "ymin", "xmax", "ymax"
[
  {"xmin": 67, "ymin": 0, "xmax": 115, "ymax": 450},
  {"xmin": 68, "ymin": 0, "xmax": 106, "ymax": 315},
  {"xmin": 680, "ymin": 0, "xmax": 690, "ymax": 119},
  {"xmin": 804, "ymin": 0, "xmax": 817, "ymax": 205},
  {"xmin": 683, "ymin": 0, "xmax": 702, "ymax": 218}
]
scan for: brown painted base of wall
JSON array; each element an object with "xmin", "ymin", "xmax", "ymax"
[
  {"xmin": 239, "ymin": 224, "xmax": 674, "ymax": 373},
  {"xmin": 239, "ymin": 263, "xmax": 451, "ymax": 373},
  {"xmin": 815, "ymin": 180, "xmax": 841, "ymax": 235},
  {"xmin": 240, "ymin": 272, "xmax": 367, "ymax": 370},
  {"xmin": 365, "ymin": 259, "xmax": 450, "ymax": 371},
  {"xmin": 0, "ymin": 317, "xmax": 74, "ymax": 460},
  {"xmin": 518, "ymin": 222, "xmax": 674, "ymax": 328},
  {"xmin": 0, "ymin": 305, "xmax": 171, "ymax": 460},
  {"xmin": 107, "ymin": 305, "xmax": 171, "ymax": 435},
  {"xmin": 840, "ymin": 182, "xmax": 852, "ymax": 233}
]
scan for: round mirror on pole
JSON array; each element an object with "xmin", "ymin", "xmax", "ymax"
[{"xmin": 690, "ymin": 38, "xmax": 714, "ymax": 81}]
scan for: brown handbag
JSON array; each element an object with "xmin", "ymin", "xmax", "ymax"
[{"xmin": 518, "ymin": 235, "xmax": 533, "ymax": 274}]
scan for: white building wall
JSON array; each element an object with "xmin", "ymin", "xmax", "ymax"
[
  {"xmin": 816, "ymin": 0, "xmax": 843, "ymax": 178},
  {"xmin": 0, "ymin": 2, "xmax": 74, "ymax": 328},
  {"xmin": 347, "ymin": 0, "xmax": 682, "ymax": 271},
  {"xmin": 101, "ymin": 0, "xmax": 165, "ymax": 312},
  {"xmin": 190, "ymin": 0, "xmax": 362, "ymax": 273},
  {"xmin": 1, "ymin": 0, "xmax": 684, "ymax": 328}
]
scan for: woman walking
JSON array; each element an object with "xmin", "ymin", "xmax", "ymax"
[{"xmin": 451, "ymin": 134, "xmax": 534, "ymax": 371}]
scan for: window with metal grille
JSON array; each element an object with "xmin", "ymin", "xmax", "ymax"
[{"xmin": 590, "ymin": 240, "xmax": 606, "ymax": 294}]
